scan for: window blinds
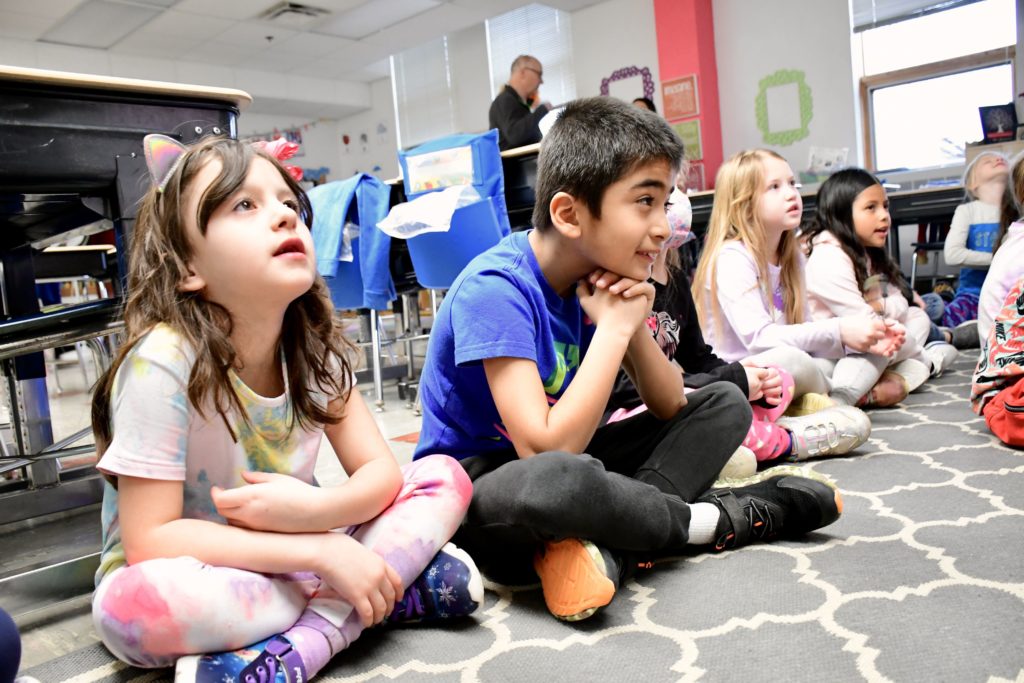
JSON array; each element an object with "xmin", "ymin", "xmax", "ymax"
[
  {"xmin": 485, "ymin": 3, "xmax": 576, "ymax": 107},
  {"xmin": 390, "ymin": 37, "xmax": 457, "ymax": 149},
  {"xmin": 851, "ymin": 0, "xmax": 984, "ymax": 31}
]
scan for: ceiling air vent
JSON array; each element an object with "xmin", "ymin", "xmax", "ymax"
[{"xmin": 258, "ymin": 2, "xmax": 330, "ymax": 28}]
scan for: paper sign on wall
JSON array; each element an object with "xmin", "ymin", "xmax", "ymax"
[
  {"xmin": 673, "ymin": 119, "xmax": 703, "ymax": 162},
  {"xmin": 662, "ymin": 75, "xmax": 699, "ymax": 122}
]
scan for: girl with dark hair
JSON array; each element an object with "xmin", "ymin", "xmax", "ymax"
[
  {"xmin": 804, "ymin": 168, "xmax": 957, "ymax": 407},
  {"xmin": 632, "ymin": 97, "xmax": 657, "ymax": 113},
  {"xmin": 90, "ymin": 135, "xmax": 478, "ymax": 681}
]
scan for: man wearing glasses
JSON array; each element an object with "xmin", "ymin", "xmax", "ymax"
[{"xmin": 489, "ymin": 55, "xmax": 551, "ymax": 151}]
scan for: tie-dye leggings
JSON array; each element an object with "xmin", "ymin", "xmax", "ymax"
[{"xmin": 92, "ymin": 453, "xmax": 471, "ymax": 668}]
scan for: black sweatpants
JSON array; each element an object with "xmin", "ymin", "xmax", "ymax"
[{"xmin": 452, "ymin": 381, "xmax": 751, "ymax": 583}]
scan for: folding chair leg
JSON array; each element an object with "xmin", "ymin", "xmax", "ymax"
[
  {"xmin": 370, "ymin": 309, "xmax": 385, "ymax": 411},
  {"xmin": 910, "ymin": 249, "xmax": 918, "ymax": 289}
]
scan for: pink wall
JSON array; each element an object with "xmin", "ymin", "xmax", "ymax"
[{"xmin": 652, "ymin": 0, "xmax": 723, "ymax": 188}]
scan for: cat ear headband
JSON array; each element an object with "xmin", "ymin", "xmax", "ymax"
[{"xmin": 143, "ymin": 134, "xmax": 304, "ymax": 192}]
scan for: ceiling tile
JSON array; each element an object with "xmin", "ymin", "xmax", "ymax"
[
  {"xmin": 316, "ymin": 0, "xmax": 438, "ymax": 40},
  {"xmin": 171, "ymin": 0, "xmax": 266, "ymax": 21},
  {"xmin": 272, "ymin": 31, "xmax": 354, "ymax": 58},
  {"xmin": 185, "ymin": 40, "xmax": 263, "ymax": 66},
  {"xmin": 0, "ymin": 0, "xmax": 86, "ymax": 19},
  {"xmin": 112, "ymin": 30, "xmax": 200, "ymax": 59},
  {"xmin": 215, "ymin": 20, "xmax": 298, "ymax": 47},
  {"xmin": 0, "ymin": 11, "xmax": 55, "ymax": 40},
  {"xmin": 132, "ymin": 9, "xmax": 232, "ymax": 39},
  {"xmin": 361, "ymin": 3, "xmax": 473, "ymax": 49},
  {"xmin": 40, "ymin": 0, "xmax": 160, "ymax": 49},
  {"xmin": 243, "ymin": 48, "xmax": 310, "ymax": 73}
]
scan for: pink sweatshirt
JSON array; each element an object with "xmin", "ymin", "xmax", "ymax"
[
  {"xmin": 701, "ymin": 240, "xmax": 845, "ymax": 362},
  {"xmin": 805, "ymin": 231, "xmax": 908, "ymax": 321}
]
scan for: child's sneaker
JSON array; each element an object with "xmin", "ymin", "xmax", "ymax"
[
  {"xmin": 949, "ymin": 320, "xmax": 979, "ymax": 349},
  {"xmin": 715, "ymin": 445, "xmax": 757, "ymax": 483},
  {"xmin": 782, "ymin": 392, "xmax": 835, "ymax": 417},
  {"xmin": 923, "ymin": 340, "xmax": 958, "ymax": 377},
  {"xmin": 699, "ymin": 472, "xmax": 843, "ymax": 551},
  {"xmin": 389, "ymin": 543, "xmax": 483, "ymax": 624},
  {"xmin": 777, "ymin": 405, "xmax": 871, "ymax": 460},
  {"xmin": 533, "ymin": 538, "xmax": 618, "ymax": 621},
  {"xmin": 175, "ymin": 635, "xmax": 306, "ymax": 683}
]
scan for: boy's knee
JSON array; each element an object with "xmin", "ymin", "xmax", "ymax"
[
  {"xmin": 693, "ymin": 382, "xmax": 752, "ymax": 423},
  {"xmin": 482, "ymin": 452, "xmax": 604, "ymax": 525}
]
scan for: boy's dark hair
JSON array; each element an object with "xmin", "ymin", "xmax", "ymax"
[
  {"xmin": 532, "ymin": 96, "xmax": 684, "ymax": 231},
  {"xmin": 804, "ymin": 167, "xmax": 904, "ymax": 293}
]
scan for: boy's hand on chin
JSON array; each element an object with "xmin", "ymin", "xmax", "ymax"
[{"xmin": 578, "ymin": 269, "xmax": 654, "ymax": 336}]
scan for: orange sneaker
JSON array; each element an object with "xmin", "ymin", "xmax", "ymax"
[{"xmin": 533, "ymin": 539, "xmax": 617, "ymax": 621}]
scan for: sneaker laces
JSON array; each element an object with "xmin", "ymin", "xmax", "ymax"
[
  {"xmin": 242, "ymin": 654, "xmax": 279, "ymax": 683},
  {"xmin": 390, "ymin": 584, "xmax": 425, "ymax": 622}
]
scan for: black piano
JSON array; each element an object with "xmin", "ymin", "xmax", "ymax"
[{"xmin": 0, "ymin": 65, "xmax": 250, "ymax": 616}]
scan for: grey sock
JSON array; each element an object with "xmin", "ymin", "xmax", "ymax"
[{"xmin": 687, "ymin": 502, "xmax": 721, "ymax": 545}]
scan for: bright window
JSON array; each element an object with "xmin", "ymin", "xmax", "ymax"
[
  {"xmin": 485, "ymin": 4, "xmax": 576, "ymax": 108},
  {"xmin": 859, "ymin": 0, "xmax": 1015, "ymax": 75},
  {"xmin": 872, "ymin": 63, "xmax": 1014, "ymax": 171},
  {"xmin": 859, "ymin": 0, "xmax": 1017, "ymax": 171},
  {"xmin": 391, "ymin": 37, "xmax": 456, "ymax": 149}
]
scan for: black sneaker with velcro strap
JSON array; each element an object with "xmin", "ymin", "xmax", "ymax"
[{"xmin": 698, "ymin": 471, "xmax": 843, "ymax": 551}]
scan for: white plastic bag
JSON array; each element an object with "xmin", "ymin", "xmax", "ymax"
[{"xmin": 376, "ymin": 185, "xmax": 482, "ymax": 239}]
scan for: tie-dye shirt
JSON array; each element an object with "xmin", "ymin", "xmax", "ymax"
[{"xmin": 95, "ymin": 324, "xmax": 328, "ymax": 584}]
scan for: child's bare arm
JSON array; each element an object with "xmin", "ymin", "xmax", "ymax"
[
  {"xmin": 213, "ymin": 390, "xmax": 403, "ymax": 533},
  {"xmin": 483, "ymin": 272, "xmax": 650, "ymax": 457},
  {"xmin": 118, "ymin": 475, "xmax": 403, "ymax": 626}
]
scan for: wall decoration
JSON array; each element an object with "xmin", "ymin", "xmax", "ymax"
[
  {"xmin": 377, "ymin": 122, "xmax": 388, "ymax": 143},
  {"xmin": 342, "ymin": 134, "xmax": 351, "ymax": 153},
  {"xmin": 243, "ymin": 118, "xmax": 331, "ymax": 156},
  {"xmin": 672, "ymin": 119, "xmax": 703, "ymax": 161},
  {"xmin": 754, "ymin": 69, "xmax": 813, "ymax": 146},
  {"xmin": 682, "ymin": 161, "xmax": 705, "ymax": 193},
  {"xmin": 662, "ymin": 75, "xmax": 699, "ymax": 121},
  {"xmin": 600, "ymin": 66, "xmax": 655, "ymax": 101}
]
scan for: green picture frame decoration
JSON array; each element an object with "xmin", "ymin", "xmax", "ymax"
[{"xmin": 755, "ymin": 69, "xmax": 813, "ymax": 146}]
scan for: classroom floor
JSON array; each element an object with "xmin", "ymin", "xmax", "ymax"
[{"xmin": 11, "ymin": 352, "xmax": 1024, "ymax": 682}]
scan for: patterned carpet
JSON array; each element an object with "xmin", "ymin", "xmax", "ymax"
[{"xmin": 26, "ymin": 355, "xmax": 1024, "ymax": 682}]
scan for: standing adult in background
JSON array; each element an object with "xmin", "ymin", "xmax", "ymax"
[{"xmin": 489, "ymin": 55, "xmax": 550, "ymax": 151}]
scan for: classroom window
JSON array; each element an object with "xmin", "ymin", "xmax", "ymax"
[
  {"xmin": 391, "ymin": 37, "xmax": 456, "ymax": 149},
  {"xmin": 857, "ymin": 0, "xmax": 1016, "ymax": 171},
  {"xmin": 485, "ymin": 4, "xmax": 576, "ymax": 108}
]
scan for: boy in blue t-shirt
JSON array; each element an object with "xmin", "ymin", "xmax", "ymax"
[{"xmin": 414, "ymin": 97, "xmax": 842, "ymax": 622}]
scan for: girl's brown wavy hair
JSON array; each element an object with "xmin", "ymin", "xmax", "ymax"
[
  {"xmin": 692, "ymin": 149, "xmax": 806, "ymax": 337},
  {"xmin": 91, "ymin": 136, "xmax": 355, "ymax": 457}
]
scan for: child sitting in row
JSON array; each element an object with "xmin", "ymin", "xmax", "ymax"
[
  {"xmin": 978, "ymin": 153, "xmax": 1024, "ymax": 343},
  {"xmin": 972, "ymin": 273, "xmax": 1024, "ymax": 447},
  {"xmin": 91, "ymin": 135, "xmax": 479, "ymax": 680},
  {"xmin": 608, "ymin": 187, "xmax": 870, "ymax": 465},
  {"xmin": 803, "ymin": 168, "xmax": 958, "ymax": 407},
  {"xmin": 926, "ymin": 151, "xmax": 1012, "ymax": 339},
  {"xmin": 692, "ymin": 149, "xmax": 890, "ymax": 453},
  {"xmin": 414, "ymin": 98, "xmax": 843, "ymax": 623}
]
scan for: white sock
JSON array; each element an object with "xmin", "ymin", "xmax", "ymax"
[{"xmin": 687, "ymin": 502, "xmax": 722, "ymax": 545}]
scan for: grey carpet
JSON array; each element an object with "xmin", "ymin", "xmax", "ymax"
[{"xmin": 24, "ymin": 355, "xmax": 1024, "ymax": 682}]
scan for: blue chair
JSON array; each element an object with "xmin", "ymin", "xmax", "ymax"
[
  {"xmin": 405, "ymin": 195, "xmax": 507, "ymax": 291},
  {"xmin": 401, "ymin": 195, "xmax": 506, "ymax": 414}
]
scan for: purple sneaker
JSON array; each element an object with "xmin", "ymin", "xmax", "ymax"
[
  {"xmin": 174, "ymin": 635, "xmax": 307, "ymax": 683},
  {"xmin": 389, "ymin": 543, "xmax": 483, "ymax": 624}
]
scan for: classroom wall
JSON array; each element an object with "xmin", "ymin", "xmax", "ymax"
[
  {"xmin": 571, "ymin": 0, "xmax": 661, "ymax": 104},
  {"xmin": 711, "ymin": 0, "xmax": 861, "ymax": 175}
]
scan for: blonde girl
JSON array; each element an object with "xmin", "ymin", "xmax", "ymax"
[
  {"xmin": 692, "ymin": 149, "xmax": 899, "ymax": 456},
  {"xmin": 90, "ymin": 136, "xmax": 478, "ymax": 681}
]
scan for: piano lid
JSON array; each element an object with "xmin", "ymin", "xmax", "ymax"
[{"xmin": 0, "ymin": 65, "xmax": 252, "ymax": 111}]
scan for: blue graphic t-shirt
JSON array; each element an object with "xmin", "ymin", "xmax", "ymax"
[
  {"xmin": 958, "ymin": 219, "xmax": 999, "ymax": 295},
  {"xmin": 414, "ymin": 230, "xmax": 594, "ymax": 461}
]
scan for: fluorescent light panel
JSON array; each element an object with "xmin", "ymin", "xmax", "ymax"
[{"xmin": 40, "ymin": 0, "xmax": 161, "ymax": 49}]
